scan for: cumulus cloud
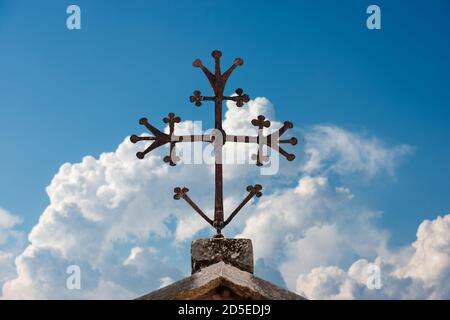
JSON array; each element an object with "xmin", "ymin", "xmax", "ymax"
[
  {"xmin": 0, "ymin": 208, "xmax": 22, "ymax": 230},
  {"xmin": 1, "ymin": 136, "xmax": 212, "ymax": 299},
  {"xmin": 296, "ymin": 214, "xmax": 450, "ymax": 299},
  {"xmin": 237, "ymin": 175, "xmax": 390, "ymax": 288},
  {"xmin": 0, "ymin": 208, "xmax": 24, "ymax": 248},
  {"xmin": 0, "ymin": 208, "xmax": 24, "ymax": 291},
  {"xmin": 0, "ymin": 96, "xmax": 426, "ymax": 299},
  {"xmin": 302, "ymin": 125, "xmax": 413, "ymax": 177}
]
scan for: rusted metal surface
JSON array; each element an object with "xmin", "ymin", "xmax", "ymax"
[{"xmin": 130, "ymin": 50, "xmax": 296, "ymax": 237}]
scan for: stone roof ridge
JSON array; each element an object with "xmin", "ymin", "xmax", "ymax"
[{"xmin": 138, "ymin": 261, "xmax": 306, "ymax": 300}]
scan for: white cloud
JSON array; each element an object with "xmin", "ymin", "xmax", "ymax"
[
  {"xmin": 296, "ymin": 214, "xmax": 450, "ymax": 299},
  {"xmin": 400, "ymin": 214, "xmax": 450, "ymax": 298},
  {"xmin": 238, "ymin": 175, "xmax": 390, "ymax": 289},
  {"xmin": 0, "ymin": 208, "xmax": 22, "ymax": 230},
  {"xmin": 223, "ymin": 97, "xmax": 277, "ymax": 133},
  {"xmin": 302, "ymin": 125, "xmax": 413, "ymax": 177},
  {"xmin": 175, "ymin": 215, "xmax": 208, "ymax": 242},
  {"xmin": 0, "ymin": 252, "xmax": 17, "ymax": 293},
  {"xmin": 123, "ymin": 246, "xmax": 157, "ymax": 267},
  {"xmin": 1, "ymin": 134, "xmax": 212, "ymax": 299},
  {"xmin": 295, "ymin": 175, "xmax": 327, "ymax": 197},
  {"xmin": 0, "ymin": 208, "xmax": 24, "ymax": 291}
]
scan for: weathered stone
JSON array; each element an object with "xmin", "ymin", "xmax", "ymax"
[
  {"xmin": 137, "ymin": 237, "xmax": 306, "ymax": 300},
  {"xmin": 191, "ymin": 238, "xmax": 253, "ymax": 274},
  {"xmin": 137, "ymin": 261, "xmax": 306, "ymax": 300}
]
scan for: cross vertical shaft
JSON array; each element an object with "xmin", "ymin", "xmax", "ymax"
[
  {"xmin": 212, "ymin": 51, "xmax": 225, "ymax": 236},
  {"xmin": 214, "ymin": 98, "xmax": 224, "ymax": 235}
]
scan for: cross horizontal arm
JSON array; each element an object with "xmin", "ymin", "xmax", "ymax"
[
  {"xmin": 130, "ymin": 134, "xmax": 213, "ymax": 158},
  {"xmin": 226, "ymin": 119, "xmax": 297, "ymax": 163},
  {"xmin": 137, "ymin": 118, "xmax": 168, "ymax": 140},
  {"xmin": 224, "ymin": 184, "xmax": 262, "ymax": 227},
  {"xmin": 129, "ymin": 136, "xmax": 155, "ymax": 142},
  {"xmin": 174, "ymin": 187, "xmax": 213, "ymax": 226},
  {"xmin": 226, "ymin": 133, "xmax": 297, "ymax": 147},
  {"xmin": 226, "ymin": 135, "xmax": 258, "ymax": 143},
  {"xmin": 130, "ymin": 117, "xmax": 172, "ymax": 159},
  {"xmin": 279, "ymin": 137, "xmax": 298, "ymax": 145},
  {"xmin": 174, "ymin": 134, "xmax": 213, "ymax": 143},
  {"xmin": 267, "ymin": 121, "xmax": 294, "ymax": 141},
  {"xmin": 264, "ymin": 121, "xmax": 296, "ymax": 161},
  {"xmin": 133, "ymin": 139, "xmax": 168, "ymax": 159},
  {"xmin": 275, "ymin": 146, "xmax": 296, "ymax": 161}
]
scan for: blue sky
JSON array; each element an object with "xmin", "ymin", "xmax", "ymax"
[
  {"xmin": 1, "ymin": 0, "xmax": 449, "ymax": 244},
  {"xmin": 0, "ymin": 0, "xmax": 450, "ymax": 299}
]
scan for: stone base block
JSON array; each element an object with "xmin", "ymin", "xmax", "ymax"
[{"xmin": 191, "ymin": 238, "xmax": 253, "ymax": 274}]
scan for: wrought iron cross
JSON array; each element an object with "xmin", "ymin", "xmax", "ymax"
[{"xmin": 130, "ymin": 50, "xmax": 297, "ymax": 238}]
